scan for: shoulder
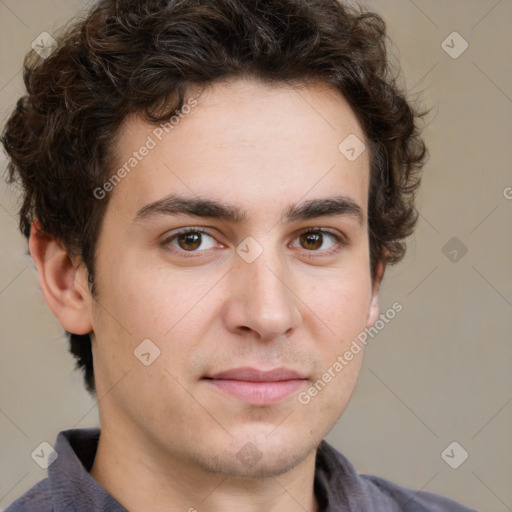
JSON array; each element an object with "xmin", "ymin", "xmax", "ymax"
[
  {"xmin": 360, "ymin": 474, "xmax": 478, "ymax": 511},
  {"xmin": 316, "ymin": 440, "xmax": 478, "ymax": 511},
  {"xmin": 4, "ymin": 478, "xmax": 53, "ymax": 512}
]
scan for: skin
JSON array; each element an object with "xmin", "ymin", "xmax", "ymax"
[{"xmin": 30, "ymin": 78, "xmax": 385, "ymax": 512}]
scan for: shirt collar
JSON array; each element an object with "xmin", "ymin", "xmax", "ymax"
[
  {"xmin": 315, "ymin": 439, "xmax": 369, "ymax": 511},
  {"xmin": 49, "ymin": 428, "xmax": 126, "ymax": 511}
]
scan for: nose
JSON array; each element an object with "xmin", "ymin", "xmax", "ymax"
[{"xmin": 222, "ymin": 245, "xmax": 301, "ymax": 341}]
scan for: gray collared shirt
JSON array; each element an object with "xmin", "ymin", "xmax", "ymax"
[{"xmin": 5, "ymin": 428, "xmax": 477, "ymax": 511}]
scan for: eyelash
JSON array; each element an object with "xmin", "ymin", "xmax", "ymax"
[{"xmin": 161, "ymin": 227, "xmax": 347, "ymax": 259}]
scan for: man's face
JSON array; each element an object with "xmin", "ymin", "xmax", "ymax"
[{"xmin": 86, "ymin": 78, "xmax": 381, "ymax": 477}]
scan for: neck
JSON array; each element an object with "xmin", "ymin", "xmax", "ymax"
[{"xmin": 89, "ymin": 422, "xmax": 320, "ymax": 512}]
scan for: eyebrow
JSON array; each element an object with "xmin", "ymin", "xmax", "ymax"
[{"xmin": 133, "ymin": 193, "xmax": 365, "ymax": 226}]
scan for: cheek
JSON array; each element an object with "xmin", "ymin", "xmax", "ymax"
[
  {"xmin": 99, "ymin": 256, "xmax": 204, "ymax": 335},
  {"xmin": 309, "ymin": 269, "xmax": 373, "ymax": 341}
]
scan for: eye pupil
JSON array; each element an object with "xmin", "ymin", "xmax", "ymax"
[
  {"xmin": 301, "ymin": 232, "xmax": 322, "ymax": 250},
  {"xmin": 178, "ymin": 232, "xmax": 201, "ymax": 251}
]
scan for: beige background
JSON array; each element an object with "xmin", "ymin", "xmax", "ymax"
[{"xmin": 1, "ymin": 1, "xmax": 511, "ymax": 510}]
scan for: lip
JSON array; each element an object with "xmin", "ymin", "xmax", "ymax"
[
  {"xmin": 204, "ymin": 367, "xmax": 307, "ymax": 405},
  {"xmin": 207, "ymin": 367, "xmax": 306, "ymax": 381}
]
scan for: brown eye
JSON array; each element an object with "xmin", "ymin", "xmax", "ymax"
[
  {"xmin": 164, "ymin": 229, "xmax": 217, "ymax": 254},
  {"xmin": 177, "ymin": 232, "xmax": 202, "ymax": 251},
  {"xmin": 291, "ymin": 228, "xmax": 344, "ymax": 257},
  {"xmin": 300, "ymin": 231, "xmax": 323, "ymax": 250}
]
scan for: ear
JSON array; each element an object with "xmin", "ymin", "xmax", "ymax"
[
  {"xmin": 28, "ymin": 220, "xmax": 92, "ymax": 335},
  {"xmin": 367, "ymin": 257, "xmax": 387, "ymax": 328}
]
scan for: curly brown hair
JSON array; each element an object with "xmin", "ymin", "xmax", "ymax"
[{"xmin": 2, "ymin": 0, "xmax": 428, "ymax": 394}]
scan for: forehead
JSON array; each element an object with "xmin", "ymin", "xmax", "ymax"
[{"xmin": 108, "ymin": 78, "xmax": 370, "ymax": 220}]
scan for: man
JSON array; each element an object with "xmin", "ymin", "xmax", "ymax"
[{"xmin": 2, "ymin": 0, "xmax": 477, "ymax": 510}]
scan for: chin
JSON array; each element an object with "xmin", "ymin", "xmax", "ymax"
[{"xmin": 187, "ymin": 430, "xmax": 317, "ymax": 479}]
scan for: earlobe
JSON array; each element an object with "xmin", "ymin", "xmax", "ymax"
[
  {"xmin": 28, "ymin": 221, "xmax": 93, "ymax": 335},
  {"xmin": 367, "ymin": 258, "xmax": 387, "ymax": 328}
]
